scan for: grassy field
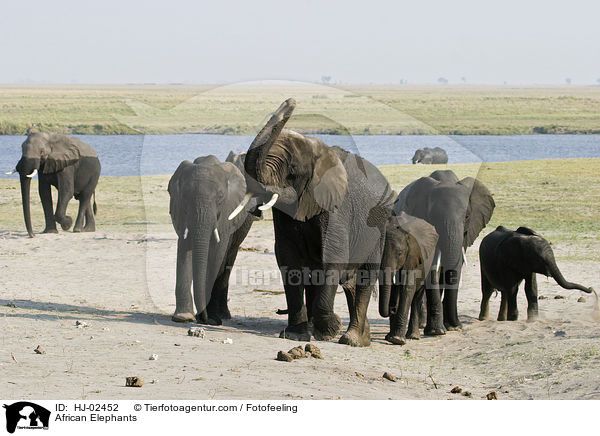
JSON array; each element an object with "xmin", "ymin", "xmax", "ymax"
[
  {"xmin": 1, "ymin": 159, "xmax": 598, "ymax": 260},
  {"xmin": 0, "ymin": 84, "xmax": 599, "ymax": 135}
]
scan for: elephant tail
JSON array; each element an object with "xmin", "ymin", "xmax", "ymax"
[
  {"xmin": 276, "ymin": 308, "xmax": 288, "ymax": 315},
  {"xmin": 93, "ymin": 192, "xmax": 97, "ymax": 215}
]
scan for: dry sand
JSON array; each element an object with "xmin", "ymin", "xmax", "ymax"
[{"xmin": 1, "ymin": 217, "xmax": 599, "ymax": 400}]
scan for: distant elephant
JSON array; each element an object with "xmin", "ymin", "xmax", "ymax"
[
  {"xmin": 233, "ymin": 98, "xmax": 394, "ymax": 346},
  {"xmin": 394, "ymin": 170, "xmax": 495, "ymax": 333},
  {"xmin": 7, "ymin": 132, "xmax": 100, "ymax": 237},
  {"xmin": 168, "ymin": 152, "xmax": 257, "ymax": 325},
  {"xmin": 479, "ymin": 226, "xmax": 593, "ymax": 321},
  {"xmin": 411, "ymin": 147, "xmax": 448, "ymax": 164},
  {"xmin": 379, "ymin": 212, "xmax": 439, "ymax": 345}
]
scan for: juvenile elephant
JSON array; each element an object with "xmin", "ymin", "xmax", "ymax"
[
  {"xmin": 168, "ymin": 153, "xmax": 256, "ymax": 325},
  {"xmin": 233, "ymin": 98, "xmax": 394, "ymax": 346},
  {"xmin": 7, "ymin": 131, "xmax": 101, "ymax": 237},
  {"xmin": 394, "ymin": 170, "xmax": 495, "ymax": 333},
  {"xmin": 479, "ymin": 226, "xmax": 593, "ymax": 321},
  {"xmin": 411, "ymin": 147, "xmax": 448, "ymax": 164},
  {"xmin": 379, "ymin": 212, "xmax": 438, "ymax": 345}
]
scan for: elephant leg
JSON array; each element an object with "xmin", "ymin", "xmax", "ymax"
[
  {"xmin": 497, "ymin": 292, "xmax": 508, "ymax": 321},
  {"xmin": 479, "ymin": 272, "xmax": 494, "ymax": 320},
  {"xmin": 424, "ymin": 284, "xmax": 446, "ymax": 336},
  {"xmin": 525, "ymin": 274, "xmax": 539, "ymax": 321},
  {"xmin": 311, "ymin": 278, "xmax": 342, "ymax": 343},
  {"xmin": 210, "ymin": 247, "xmax": 241, "ymax": 322},
  {"xmin": 172, "ymin": 238, "xmax": 195, "ymax": 323},
  {"xmin": 443, "ymin": 288, "xmax": 462, "ymax": 330},
  {"xmin": 83, "ymin": 200, "xmax": 95, "ymax": 231},
  {"xmin": 385, "ymin": 283, "xmax": 414, "ymax": 345},
  {"xmin": 339, "ymin": 276, "xmax": 371, "ymax": 347},
  {"xmin": 38, "ymin": 179, "xmax": 57, "ymax": 233},
  {"xmin": 54, "ymin": 173, "xmax": 74, "ymax": 231},
  {"xmin": 73, "ymin": 195, "xmax": 91, "ymax": 232},
  {"xmin": 507, "ymin": 286, "xmax": 519, "ymax": 321},
  {"xmin": 417, "ymin": 291, "xmax": 427, "ymax": 329},
  {"xmin": 279, "ymin": 267, "xmax": 311, "ymax": 341},
  {"xmin": 407, "ymin": 286, "xmax": 425, "ymax": 340}
]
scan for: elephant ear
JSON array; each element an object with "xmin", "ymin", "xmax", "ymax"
[
  {"xmin": 168, "ymin": 160, "xmax": 194, "ymax": 238},
  {"xmin": 459, "ymin": 177, "xmax": 495, "ymax": 248},
  {"xmin": 396, "ymin": 212, "xmax": 439, "ymax": 273},
  {"xmin": 296, "ymin": 144, "xmax": 348, "ymax": 221},
  {"xmin": 516, "ymin": 226, "xmax": 539, "ymax": 236},
  {"xmin": 221, "ymin": 162, "xmax": 248, "ymax": 218},
  {"xmin": 42, "ymin": 136, "xmax": 80, "ymax": 173}
]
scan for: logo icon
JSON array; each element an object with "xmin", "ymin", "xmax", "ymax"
[{"xmin": 3, "ymin": 402, "xmax": 50, "ymax": 434}]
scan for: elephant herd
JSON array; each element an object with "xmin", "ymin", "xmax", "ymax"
[{"xmin": 7, "ymin": 99, "xmax": 594, "ymax": 348}]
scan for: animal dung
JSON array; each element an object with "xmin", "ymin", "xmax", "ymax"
[
  {"xmin": 538, "ymin": 295, "xmax": 547, "ymax": 300},
  {"xmin": 382, "ymin": 372, "xmax": 397, "ymax": 382},
  {"xmin": 125, "ymin": 377, "xmax": 144, "ymax": 387},
  {"xmin": 462, "ymin": 391, "xmax": 472, "ymax": 398},
  {"xmin": 75, "ymin": 320, "xmax": 89, "ymax": 328},
  {"xmin": 288, "ymin": 346, "xmax": 307, "ymax": 359},
  {"xmin": 554, "ymin": 295, "xmax": 566, "ymax": 300},
  {"xmin": 450, "ymin": 386, "xmax": 462, "ymax": 394},
  {"xmin": 554, "ymin": 330, "xmax": 566, "ymax": 337},
  {"xmin": 305, "ymin": 344, "xmax": 323, "ymax": 359},
  {"xmin": 577, "ymin": 297, "xmax": 586, "ymax": 303},
  {"xmin": 222, "ymin": 338, "xmax": 233, "ymax": 344},
  {"xmin": 486, "ymin": 391, "xmax": 498, "ymax": 400},
  {"xmin": 276, "ymin": 351, "xmax": 294, "ymax": 362},
  {"xmin": 149, "ymin": 354, "xmax": 158, "ymax": 360},
  {"xmin": 188, "ymin": 327, "xmax": 206, "ymax": 338},
  {"xmin": 34, "ymin": 345, "xmax": 46, "ymax": 355}
]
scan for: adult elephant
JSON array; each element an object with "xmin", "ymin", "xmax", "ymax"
[
  {"xmin": 379, "ymin": 212, "xmax": 438, "ymax": 345},
  {"xmin": 479, "ymin": 226, "xmax": 593, "ymax": 321},
  {"xmin": 411, "ymin": 147, "xmax": 448, "ymax": 164},
  {"xmin": 168, "ymin": 153, "xmax": 257, "ymax": 325},
  {"xmin": 232, "ymin": 98, "xmax": 394, "ymax": 347},
  {"xmin": 394, "ymin": 169, "xmax": 495, "ymax": 333},
  {"xmin": 6, "ymin": 131, "xmax": 100, "ymax": 237}
]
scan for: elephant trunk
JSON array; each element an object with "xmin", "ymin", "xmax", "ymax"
[
  {"xmin": 191, "ymin": 217, "xmax": 215, "ymax": 318},
  {"xmin": 19, "ymin": 175, "xmax": 34, "ymax": 238},
  {"xmin": 545, "ymin": 250, "xmax": 592, "ymax": 293},
  {"xmin": 379, "ymin": 279, "xmax": 392, "ymax": 317}
]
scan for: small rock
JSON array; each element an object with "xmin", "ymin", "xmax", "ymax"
[
  {"xmin": 305, "ymin": 344, "xmax": 323, "ymax": 359},
  {"xmin": 382, "ymin": 372, "xmax": 397, "ymax": 382},
  {"xmin": 34, "ymin": 345, "xmax": 46, "ymax": 355},
  {"xmin": 75, "ymin": 320, "xmax": 89, "ymax": 328},
  {"xmin": 577, "ymin": 297, "xmax": 586, "ymax": 303},
  {"xmin": 462, "ymin": 391, "xmax": 472, "ymax": 398},
  {"xmin": 288, "ymin": 346, "xmax": 307, "ymax": 359},
  {"xmin": 554, "ymin": 330, "xmax": 566, "ymax": 337},
  {"xmin": 223, "ymin": 338, "xmax": 233, "ymax": 344},
  {"xmin": 450, "ymin": 386, "xmax": 462, "ymax": 394},
  {"xmin": 554, "ymin": 295, "xmax": 566, "ymax": 300},
  {"xmin": 276, "ymin": 351, "xmax": 294, "ymax": 362},
  {"xmin": 5, "ymin": 302, "xmax": 16, "ymax": 308},
  {"xmin": 538, "ymin": 295, "xmax": 547, "ymax": 300},
  {"xmin": 188, "ymin": 327, "xmax": 206, "ymax": 338},
  {"xmin": 125, "ymin": 377, "xmax": 144, "ymax": 387},
  {"xmin": 102, "ymin": 327, "xmax": 110, "ymax": 331},
  {"xmin": 355, "ymin": 372, "xmax": 365, "ymax": 378},
  {"xmin": 174, "ymin": 343, "xmax": 181, "ymax": 346},
  {"xmin": 264, "ymin": 248, "xmax": 269, "ymax": 253},
  {"xmin": 486, "ymin": 391, "xmax": 498, "ymax": 400},
  {"xmin": 149, "ymin": 354, "xmax": 158, "ymax": 360}
]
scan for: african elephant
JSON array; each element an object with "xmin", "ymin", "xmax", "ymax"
[
  {"xmin": 233, "ymin": 98, "xmax": 394, "ymax": 347},
  {"xmin": 6, "ymin": 131, "xmax": 100, "ymax": 237},
  {"xmin": 479, "ymin": 226, "xmax": 593, "ymax": 321},
  {"xmin": 411, "ymin": 147, "xmax": 448, "ymax": 164},
  {"xmin": 379, "ymin": 212, "xmax": 439, "ymax": 345},
  {"xmin": 394, "ymin": 169, "xmax": 495, "ymax": 333},
  {"xmin": 168, "ymin": 153, "xmax": 256, "ymax": 325}
]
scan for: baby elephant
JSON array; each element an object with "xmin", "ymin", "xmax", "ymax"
[
  {"xmin": 479, "ymin": 226, "xmax": 593, "ymax": 321},
  {"xmin": 379, "ymin": 212, "xmax": 439, "ymax": 345}
]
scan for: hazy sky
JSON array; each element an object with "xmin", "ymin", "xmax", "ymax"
[{"xmin": 1, "ymin": 0, "xmax": 599, "ymax": 85}]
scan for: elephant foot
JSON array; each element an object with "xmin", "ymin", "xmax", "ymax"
[
  {"xmin": 312, "ymin": 313, "xmax": 342, "ymax": 342},
  {"xmin": 42, "ymin": 227, "xmax": 58, "ymax": 234},
  {"xmin": 280, "ymin": 322, "xmax": 311, "ymax": 341},
  {"xmin": 78, "ymin": 224, "xmax": 96, "ymax": 233},
  {"xmin": 385, "ymin": 333, "xmax": 406, "ymax": 345},
  {"xmin": 57, "ymin": 216, "xmax": 73, "ymax": 231},
  {"xmin": 219, "ymin": 307, "xmax": 232, "ymax": 320},
  {"xmin": 406, "ymin": 331, "xmax": 420, "ymax": 340},
  {"xmin": 444, "ymin": 322, "xmax": 463, "ymax": 331},
  {"xmin": 339, "ymin": 320, "xmax": 371, "ymax": 347},
  {"xmin": 424, "ymin": 325, "xmax": 446, "ymax": 336},
  {"xmin": 478, "ymin": 313, "xmax": 488, "ymax": 321},
  {"xmin": 172, "ymin": 312, "xmax": 196, "ymax": 323},
  {"xmin": 526, "ymin": 313, "xmax": 539, "ymax": 322},
  {"xmin": 196, "ymin": 312, "xmax": 222, "ymax": 326}
]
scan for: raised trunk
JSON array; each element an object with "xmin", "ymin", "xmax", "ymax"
[
  {"xmin": 20, "ymin": 176, "xmax": 34, "ymax": 238},
  {"xmin": 546, "ymin": 252, "xmax": 591, "ymax": 293}
]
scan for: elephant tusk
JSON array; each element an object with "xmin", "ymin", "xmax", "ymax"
[
  {"xmin": 462, "ymin": 247, "xmax": 467, "ymax": 265},
  {"xmin": 26, "ymin": 169, "xmax": 38, "ymax": 178},
  {"xmin": 258, "ymin": 193, "xmax": 278, "ymax": 211},
  {"xmin": 183, "ymin": 228, "xmax": 189, "ymax": 239},
  {"xmin": 228, "ymin": 193, "xmax": 252, "ymax": 220},
  {"xmin": 434, "ymin": 251, "xmax": 442, "ymax": 275},
  {"xmin": 5, "ymin": 169, "xmax": 16, "ymax": 175},
  {"xmin": 213, "ymin": 228, "xmax": 220, "ymax": 243}
]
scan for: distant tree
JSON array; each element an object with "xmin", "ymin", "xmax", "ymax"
[
  {"xmin": 565, "ymin": 78, "xmax": 572, "ymax": 85},
  {"xmin": 437, "ymin": 77, "xmax": 448, "ymax": 85},
  {"xmin": 321, "ymin": 76, "xmax": 332, "ymax": 84}
]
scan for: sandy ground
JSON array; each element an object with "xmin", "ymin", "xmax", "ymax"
[{"xmin": 1, "ymin": 217, "xmax": 599, "ymax": 401}]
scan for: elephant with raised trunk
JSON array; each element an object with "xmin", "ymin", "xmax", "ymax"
[
  {"xmin": 7, "ymin": 132, "xmax": 100, "ymax": 237},
  {"xmin": 168, "ymin": 153, "xmax": 257, "ymax": 325},
  {"xmin": 394, "ymin": 169, "xmax": 495, "ymax": 333},
  {"xmin": 234, "ymin": 98, "xmax": 394, "ymax": 347},
  {"xmin": 379, "ymin": 212, "xmax": 438, "ymax": 345},
  {"xmin": 411, "ymin": 147, "xmax": 448, "ymax": 164},
  {"xmin": 479, "ymin": 226, "xmax": 593, "ymax": 321}
]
